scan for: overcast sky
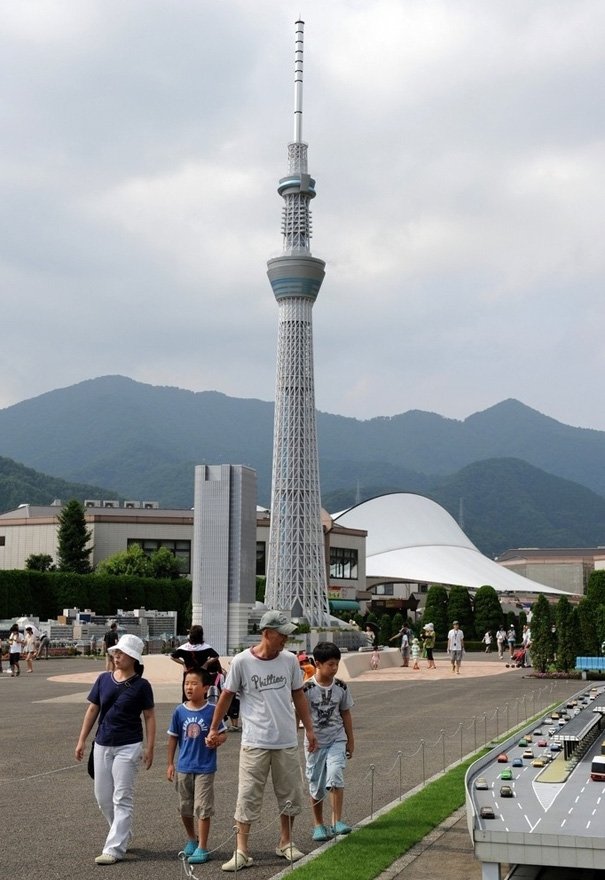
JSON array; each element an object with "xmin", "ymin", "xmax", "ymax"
[{"xmin": 2, "ymin": 1, "xmax": 604, "ymax": 429}]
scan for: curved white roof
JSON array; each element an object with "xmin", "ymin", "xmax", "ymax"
[{"xmin": 334, "ymin": 493, "xmax": 566, "ymax": 595}]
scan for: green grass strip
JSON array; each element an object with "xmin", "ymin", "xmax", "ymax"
[{"xmin": 288, "ymin": 752, "xmax": 487, "ymax": 880}]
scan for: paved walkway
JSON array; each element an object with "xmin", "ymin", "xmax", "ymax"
[{"xmin": 1, "ymin": 654, "xmax": 581, "ymax": 880}]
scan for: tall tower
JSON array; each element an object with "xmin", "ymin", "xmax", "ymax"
[{"xmin": 265, "ymin": 20, "xmax": 330, "ymax": 627}]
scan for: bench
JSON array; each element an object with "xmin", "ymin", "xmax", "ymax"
[{"xmin": 575, "ymin": 656, "xmax": 605, "ymax": 679}]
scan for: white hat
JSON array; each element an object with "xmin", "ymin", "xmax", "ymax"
[
  {"xmin": 108, "ymin": 633, "xmax": 144, "ymax": 663},
  {"xmin": 259, "ymin": 610, "xmax": 297, "ymax": 635}
]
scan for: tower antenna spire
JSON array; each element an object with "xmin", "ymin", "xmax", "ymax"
[{"xmin": 293, "ymin": 18, "xmax": 304, "ymax": 143}]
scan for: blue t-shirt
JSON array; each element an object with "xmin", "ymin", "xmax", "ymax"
[
  {"xmin": 88, "ymin": 672, "xmax": 155, "ymax": 747},
  {"xmin": 168, "ymin": 702, "xmax": 225, "ymax": 774}
]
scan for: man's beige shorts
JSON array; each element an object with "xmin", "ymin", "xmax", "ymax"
[{"xmin": 234, "ymin": 746, "xmax": 303, "ymax": 824}]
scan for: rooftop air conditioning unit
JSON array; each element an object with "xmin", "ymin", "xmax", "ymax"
[
  {"xmin": 85, "ymin": 500, "xmax": 101, "ymax": 508},
  {"xmin": 102, "ymin": 500, "xmax": 119, "ymax": 508},
  {"xmin": 142, "ymin": 501, "xmax": 160, "ymax": 510},
  {"xmin": 123, "ymin": 501, "xmax": 141, "ymax": 509}
]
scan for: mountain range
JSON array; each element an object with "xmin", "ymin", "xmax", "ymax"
[{"xmin": 1, "ymin": 375, "xmax": 605, "ymax": 556}]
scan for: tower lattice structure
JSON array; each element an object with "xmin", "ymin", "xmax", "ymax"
[{"xmin": 265, "ymin": 20, "xmax": 330, "ymax": 627}]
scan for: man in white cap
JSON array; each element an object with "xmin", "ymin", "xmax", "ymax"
[{"xmin": 207, "ymin": 611, "xmax": 317, "ymax": 872}]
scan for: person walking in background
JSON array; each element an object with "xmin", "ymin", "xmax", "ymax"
[
  {"xmin": 23, "ymin": 626, "xmax": 36, "ymax": 673},
  {"xmin": 507, "ymin": 626, "xmax": 516, "ymax": 659},
  {"xmin": 411, "ymin": 637, "xmax": 421, "ymax": 670},
  {"xmin": 422, "ymin": 623, "xmax": 437, "ymax": 669},
  {"xmin": 103, "ymin": 622, "xmax": 119, "ymax": 672},
  {"xmin": 370, "ymin": 647, "xmax": 380, "ymax": 670},
  {"xmin": 522, "ymin": 625, "xmax": 532, "ymax": 668},
  {"xmin": 389, "ymin": 623, "xmax": 410, "ymax": 667},
  {"xmin": 302, "ymin": 642, "xmax": 354, "ymax": 842},
  {"xmin": 8, "ymin": 624, "xmax": 23, "ymax": 677},
  {"xmin": 167, "ymin": 668, "xmax": 227, "ymax": 865},
  {"xmin": 36, "ymin": 632, "xmax": 50, "ymax": 659},
  {"xmin": 75, "ymin": 633, "xmax": 156, "ymax": 866},
  {"xmin": 447, "ymin": 620, "xmax": 465, "ymax": 674},
  {"xmin": 482, "ymin": 631, "xmax": 493, "ymax": 654},
  {"xmin": 496, "ymin": 627, "xmax": 507, "ymax": 659},
  {"xmin": 206, "ymin": 611, "xmax": 317, "ymax": 872},
  {"xmin": 171, "ymin": 625, "xmax": 219, "ymax": 702}
]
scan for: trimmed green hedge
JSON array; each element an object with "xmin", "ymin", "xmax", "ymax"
[{"xmin": 0, "ymin": 569, "xmax": 192, "ymax": 628}]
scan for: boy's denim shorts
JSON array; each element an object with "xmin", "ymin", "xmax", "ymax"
[{"xmin": 305, "ymin": 740, "xmax": 347, "ymax": 801}]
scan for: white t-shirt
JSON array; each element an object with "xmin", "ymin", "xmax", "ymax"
[
  {"xmin": 302, "ymin": 675, "xmax": 354, "ymax": 749},
  {"xmin": 448, "ymin": 628, "xmax": 464, "ymax": 651},
  {"xmin": 224, "ymin": 648, "xmax": 303, "ymax": 749}
]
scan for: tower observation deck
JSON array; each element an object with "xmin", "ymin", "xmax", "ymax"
[{"xmin": 265, "ymin": 20, "xmax": 330, "ymax": 627}]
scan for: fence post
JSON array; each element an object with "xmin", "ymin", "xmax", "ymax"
[
  {"xmin": 398, "ymin": 751, "xmax": 403, "ymax": 800},
  {"xmin": 370, "ymin": 764, "xmax": 375, "ymax": 818},
  {"xmin": 441, "ymin": 729, "xmax": 446, "ymax": 773}
]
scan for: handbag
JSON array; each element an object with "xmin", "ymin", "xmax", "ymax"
[
  {"xmin": 87, "ymin": 742, "xmax": 95, "ymax": 779},
  {"xmin": 86, "ymin": 674, "xmax": 139, "ymax": 780}
]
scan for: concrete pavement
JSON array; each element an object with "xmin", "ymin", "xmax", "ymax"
[{"xmin": 0, "ymin": 653, "xmax": 582, "ymax": 880}]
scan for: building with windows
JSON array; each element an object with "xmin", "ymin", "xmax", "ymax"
[
  {"xmin": 0, "ymin": 500, "xmax": 367, "ymax": 617},
  {"xmin": 496, "ymin": 547, "xmax": 605, "ymax": 596}
]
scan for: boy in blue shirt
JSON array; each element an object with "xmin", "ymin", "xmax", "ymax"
[
  {"xmin": 167, "ymin": 669, "xmax": 227, "ymax": 864},
  {"xmin": 302, "ymin": 642, "xmax": 354, "ymax": 841}
]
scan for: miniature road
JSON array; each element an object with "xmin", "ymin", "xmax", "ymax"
[{"xmin": 0, "ymin": 654, "xmax": 580, "ymax": 880}]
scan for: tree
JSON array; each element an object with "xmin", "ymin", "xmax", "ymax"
[
  {"xmin": 529, "ymin": 594, "xmax": 553, "ymax": 673},
  {"xmin": 56, "ymin": 500, "xmax": 92, "ymax": 573},
  {"xmin": 576, "ymin": 598, "xmax": 600, "ymax": 655},
  {"xmin": 96, "ymin": 544, "xmax": 152, "ymax": 578},
  {"xmin": 422, "ymin": 585, "xmax": 449, "ymax": 638},
  {"xmin": 447, "ymin": 586, "xmax": 475, "ymax": 638},
  {"xmin": 391, "ymin": 612, "xmax": 404, "ymax": 634},
  {"xmin": 473, "ymin": 585, "xmax": 503, "ymax": 638},
  {"xmin": 378, "ymin": 613, "xmax": 393, "ymax": 646},
  {"xmin": 149, "ymin": 546, "xmax": 182, "ymax": 579},
  {"xmin": 585, "ymin": 570, "xmax": 605, "ymax": 606},
  {"xmin": 25, "ymin": 553, "xmax": 54, "ymax": 572},
  {"xmin": 555, "ymin": 596, "xmax": 577, "ymax": 672}
]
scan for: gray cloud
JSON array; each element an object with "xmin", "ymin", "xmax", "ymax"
[{"xmin": 1, "ymin": 0, "xmax": 603, "ymax": 431}]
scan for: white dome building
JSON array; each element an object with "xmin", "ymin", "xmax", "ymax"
[{"xmin": 334, "ymin": 493, "xmax": 566, "ymax": 595}]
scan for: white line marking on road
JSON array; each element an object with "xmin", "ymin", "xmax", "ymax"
[
  {"xmin": 592, "ymin": 808, "xmax": 597, "ymax": 815},
  {"xmin": 568, "ymin": 807, "xmax": 574, "ymax": 814},
  {"xmin": 587, "ymin": 820, "xmax": 591, "ymax": 829},
  {"xmin": 575, "ymin": 795, "xmax": 580, "ymax": 803},
  {"xmin": 561, "ymin": 819, "xmax": 566, "ymax": 828}
]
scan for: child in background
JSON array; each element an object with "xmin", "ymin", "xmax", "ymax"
[
  {"xmin": 302, "ymin": 642, "xmax": 354, "ymax": 842},
  {"xmin": 23, "ymin": 627, "xmax": 36, "ymax": 673},
  {"xmin": 370, "ymin": 648, "xmax": 380, "ymax": 670},
  {"xmin": 411, "ymin": 637, "xmax": 421, "ymax": 670},
  {"xmin": 167, "ymin": 669, "xmax": 227, "ymax": 864}
]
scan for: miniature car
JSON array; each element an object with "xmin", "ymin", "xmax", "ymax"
[
  {"xmin": 550, "ymin": 743, "xmax": 561, "ymax": 751},
  {"xmin": 541, "ymin": 752, "xmax": 553, "ymax": 763},
  {"xmin": 548, "ymin": 727, "xmax": 556, "ymax": 736},
  {"xmin": 500, "ymin": 784, "xmax": 514, "ymax": 797},
  {"xmin": 533, "ymin": 728, "xmax": 542, "ymax": 735},
  {"xmin": 518, "ymin": 738, "xmax": 528, "ymax": 747},
  {"xmin": 537, "ymin": 738, "xmax": 548, "ymax": 747},
  {"xmin": 497, "ymin": 753, "xmax": 509, "ymax": 763},
  {"xmin": 558, "ymin": 719, "xmax": 566, "ymax": 727},
  {"xmin": 499, "ymin": 768, "xmax": 513, "ymax": 780},
  {"xmin": 523, "ymin": 749, "xmax": 534, "ymax": 759},
  {"xmin": 475, "ymin": 777, "xmax": 489, "ymax": 790},
  {"xmin": 525, "ymin": 734, "xmax": 533, "ymax": 742},
  {"xmin": 480, "ymin": 806, "xmax": 495, "ymax": 819},
  {"xmin": 551, "ymin": 712, "xmax": 560, "ymax": 719},
  {"xmin": 512, "ymin": 758, "xmax": 523, "ymax": 767},
  {"xmin": 532, "ymin": 758, "xmax": 545, "ymax": 767}
]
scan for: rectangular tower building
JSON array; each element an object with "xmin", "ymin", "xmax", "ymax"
[{"xmin": 191, "ymin": 465, "xmax": 256, "ymax": 654}]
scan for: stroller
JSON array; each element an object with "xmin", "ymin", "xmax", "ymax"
[{"xmin": 511, "ymin": 647, "xmax": 526, "ymax": 668}]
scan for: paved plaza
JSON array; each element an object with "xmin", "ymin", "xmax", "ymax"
[{"xmin": 1, "ymin": 654, "xmax": 580, "ymax": 880}]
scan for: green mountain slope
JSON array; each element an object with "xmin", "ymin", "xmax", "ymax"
[
  {"xmin": 0, "ymin": 456, "xmax": 117, "ymax": 514},
  {"xmin": 1, "ymin": 376, "xmax": 605, "ymax": 509}
]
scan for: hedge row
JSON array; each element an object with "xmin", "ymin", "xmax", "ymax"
[{"xmin": 0, "ymin": 570, "xmax": 192, "ymax": 629}]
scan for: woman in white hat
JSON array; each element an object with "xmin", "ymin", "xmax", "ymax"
[{"xmin": 75, "ymin": 633, "xmax": 156, "ymax": 865}]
